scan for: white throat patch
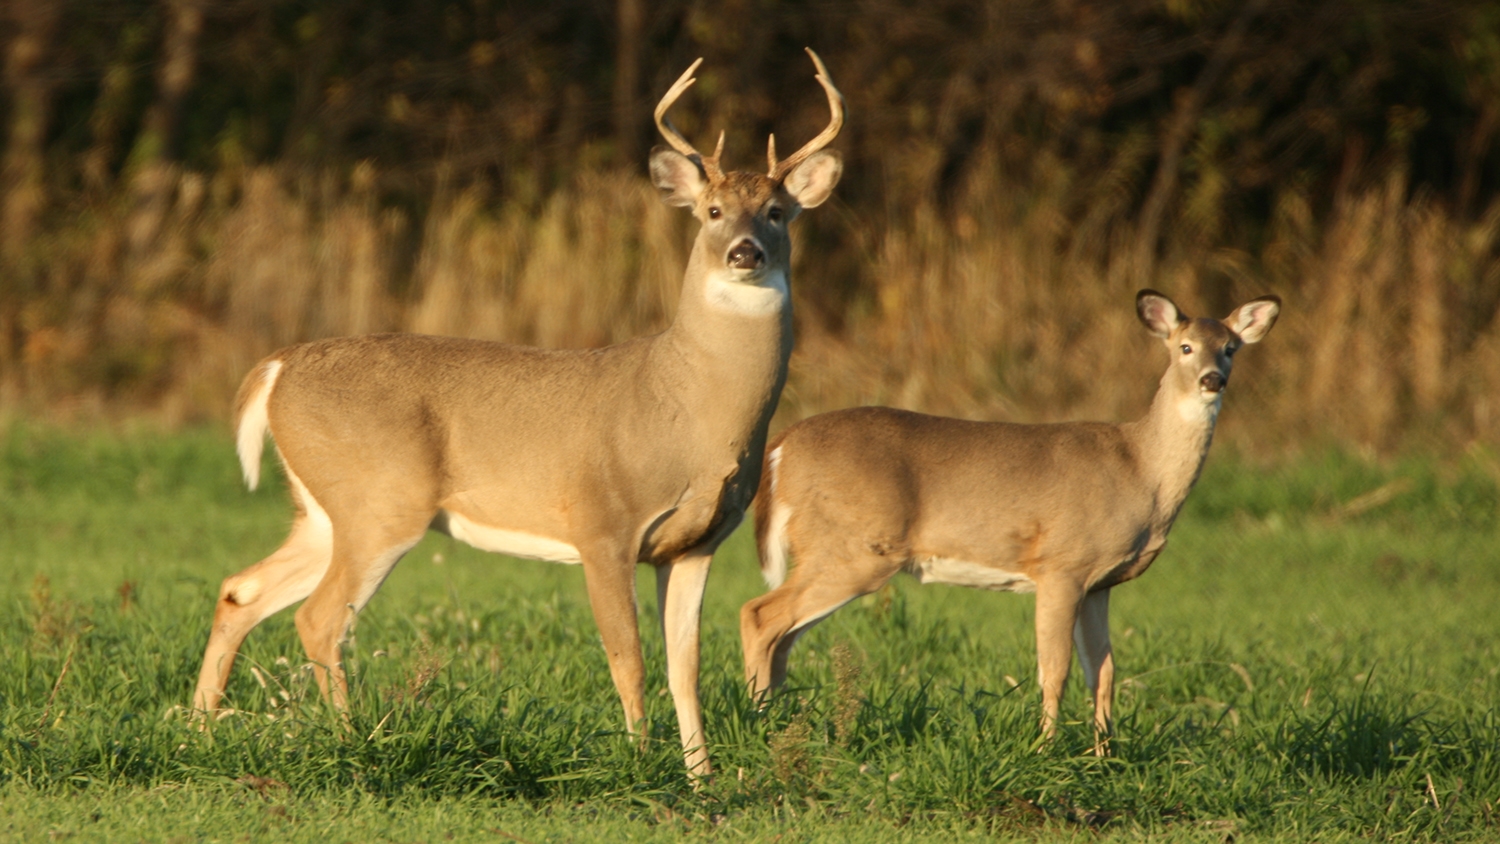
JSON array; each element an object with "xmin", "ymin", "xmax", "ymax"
[
  {"xmin": 704, "ymin": 269, "xmax": 788, "ymax": 316},
  {"xmin": 1178, "ymin": 392, "xmax": 1223, "ymax": 424}
]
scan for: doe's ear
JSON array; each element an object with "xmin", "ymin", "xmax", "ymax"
[
  {"xmin": 649, "ymin": 146, "xmax": 707, "ymax": 208},
  {"xmin": 1136, "ymin": 289, "xmax": 1185, "ymax": 338},
  {"xmin": 782, "ymin": 150, "xmax": 843, "ymax": 209},
  {"xmin": 1226, "ymin": 295, "xmax": 1281, "ymax": 344}
]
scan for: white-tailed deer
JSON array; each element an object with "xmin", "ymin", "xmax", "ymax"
[
  {"xmin": 741, "ymin": 290, "xmax": 1279, "ymax": 752},
  {"xmin": 193, "ymin": 50, "xmax": 845, "ymax": 776}
]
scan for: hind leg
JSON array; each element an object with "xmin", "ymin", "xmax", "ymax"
[
  {"xmin": 193, "ymin": 512, "xmax": 332, "ymax": 713},
  {"xmin": 741, "ymin": 559, "xmax": 891, "ymax": 702},
  {"xmin": 294, "ymin": 519, "xmax": 427, "ymax": 709}
]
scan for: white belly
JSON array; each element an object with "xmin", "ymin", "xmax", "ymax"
[
  {"xmin": 441, "ymin": 511, "xmax": 582, "ymax": 564},
  {"xmin": 911, "ymin": 556, "xmax": 1037, "ymax": 593}
]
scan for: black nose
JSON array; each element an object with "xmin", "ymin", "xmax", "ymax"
[
  {"xmin": 1200, "ymin": 372, "xmax": 1225, "ymax": 393},
  {"xmin": 727, "ymin": 239, "xmax": 764, "ymax": 270}
]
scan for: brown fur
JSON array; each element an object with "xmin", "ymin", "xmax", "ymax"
[
  {"xmin": 740, "ymin": 290, "xmax": 1280, "ymax": 755},
  {"xmin": 192, "ymin": 56, "xmax": 846, "ymax": 778}
]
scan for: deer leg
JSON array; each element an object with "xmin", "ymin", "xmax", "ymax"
[
  {"xmin": 580, "ymin": 545, "xmax": 647, "ymax": 741},
  {"xmin": 1073, "ymin": 588, "xmax": 1114, "ymax": 756},
  {"xmin": 655, "ymin": 551, "xmax": 713, "ymax": 777},
  {"xmin": 768, "ymin": 621, "xmax": 808, "ymax": 692},
  {"xmin": 740, "ymin": 561, "xmax": 882, "ymax": 703},
  {"xmin": 193, "ymin": 513, "xmax": 332, "ymax": 715},
  {"xmin": 293, "ymin": 520, "xmax": 425, "ymax": 710},
  {"xmin": 740, "ymin": 589, "xmax": 793, "ymax": 702},
  {"xmin": 1034, "ymin": 580, "xmax": 1086, "ymax": 742}
]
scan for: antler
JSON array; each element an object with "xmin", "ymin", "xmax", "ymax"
[
  {"xmin": 767, "ymin": 48, "xmax": 846, "ymax": 181},
  {"xmin": 654, "ymin": 57, "xmax": 726, "ymax": 183}
]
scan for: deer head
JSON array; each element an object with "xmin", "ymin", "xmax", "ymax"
[
  {"xmin": 647, "ymin": 49, "xmax": 844, "ymax": 288},
  {"xmin": 1137, "ymin": 289, "xmax": 1281, "ymax": 408}
]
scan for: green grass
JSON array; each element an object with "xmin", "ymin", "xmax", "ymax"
[{"xmin": 2, "ymin": 425, "xmax": 1499, "ymax": 841}]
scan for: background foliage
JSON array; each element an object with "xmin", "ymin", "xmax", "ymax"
[{"xmin": 2, "ymin": 0, "xmax": 1500, "ymax": 449}]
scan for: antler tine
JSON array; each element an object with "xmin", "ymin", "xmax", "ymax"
[
  {"xmin": 768, "ymin": 47, "xmax": 846, "ymax": 180},
  {"xmin": 655, "ymin": 57, "xmax": 727, "ymax": 182},
  {"xmin": 707, "ymin": 131, "xmax": 726, "ymax": 181},
  {"xmin": 654, "ymin": 58, "xmax": 705, "ymax": 160}
]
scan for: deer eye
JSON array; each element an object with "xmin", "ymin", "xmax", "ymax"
[
  {"xmin": 708, "ymin": 206, "xmax": 722, "ymax": 220},
  {"xmin": 767, "ymin": 206, "xmax": 783, "ymax": 223},
  {"xmin": 1180, "ymin": 344, "xmax": 1193, "ymax": 355}
]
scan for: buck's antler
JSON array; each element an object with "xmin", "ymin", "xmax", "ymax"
[
  {"xmin": 655, "ymin": 58, "xmax": 726, "ymax": 183},
  {"xmin": 767, "ymin": 48, "xmax": 846, "ymax": 181}
]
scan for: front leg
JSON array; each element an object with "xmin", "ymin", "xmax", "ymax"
[
  {"xmin": 1034, "ymin": 580, "xmax": 1086, "ymax": 742},
  {"xmin": 580, "ymin": 545, "xmax": 647, "ymax": 741},
  {"xmin": 1073, "ymin": 588, "xmax": 1114, "ymax": 756},
  {"xmin": 656, "ymin": 552, "xmax": 714, "ymax": 779}
]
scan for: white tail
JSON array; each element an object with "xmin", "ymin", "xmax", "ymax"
[
  {"xmin": 741, "ymin": 289, "xmax": 1281, "ymax": 754},
  {"xmin": 233, "ymin": 359, "xmax": 281, "ymax": 491},
  {"xmin": 754, "ymin": 445, "xmax": 791, "ymax": 588},
  {"xmin": 192, "ymin": 50, "xmax": 846, "ymax": 778}
]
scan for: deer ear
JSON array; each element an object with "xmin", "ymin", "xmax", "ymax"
[
  {"xmin": 649, "ymin": 146, "xmax": 707, "ymax": 208},
  {"xmin": 782, "ymin": 150, "xmax": 843, "ymax": 209},
  {"xmin": 1226, "ymin": 295, "xmax": 1281, "ymax": 344},
  {"xmin": 1136, "ymin": 289, "xmax": 1184, "ymax": 338}
]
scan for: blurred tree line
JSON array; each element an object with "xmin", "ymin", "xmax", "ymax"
[
  {"xmin": 2, "ymin": 0, "xmax": 1500, "ymax": 445},
  {"xmin": 8, "ymin": 0, "xmax": 1498, "ymax": 248}
]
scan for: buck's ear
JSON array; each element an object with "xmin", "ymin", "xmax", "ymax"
[
  {"xmin": 782, "ymin": 150, "xmax": 842, "ymax": 209},
  {"xmin": 1226, "ymin": 295, "xmax": 1281, "ymax": 344},
  {"xmin": 649, "ymin": 146, "xmax": 707, "ymax": 208},
  {"xmin": 1136, "ymin": 289, "xmax": 1184, "ymax": 338}
]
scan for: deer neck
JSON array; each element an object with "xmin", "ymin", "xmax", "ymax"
[
  {"xmin": 1123, "ymin": 372, "xmax": 1222, "ymax": 526},
  {"xmin": 655, "ymin": 244, "xmax": 795, "ymax": 437}
]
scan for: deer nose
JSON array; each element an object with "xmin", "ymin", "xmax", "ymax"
[
  {"xmin": 1200, "ymin": 372, "xmax": 1225, "ymax": 393},
  {"xmin": 727, "ymin": 239, "xmax": 765, "ymax": 270}
]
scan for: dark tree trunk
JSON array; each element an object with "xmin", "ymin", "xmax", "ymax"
[
  {"xmin": 613, "ymin": 0, "xmax": 643, "ymax": 168},
  {"xmin": 2, "ymin": 0, "xmax": 61, "ymax": 260}
]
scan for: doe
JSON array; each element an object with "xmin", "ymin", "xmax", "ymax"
[{"xmin": 740, "ymin": 289, "xmax": 1280, "ymax": 751}]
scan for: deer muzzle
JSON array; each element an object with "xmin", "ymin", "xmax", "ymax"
[
  {"xmin": 727, "ymin": 238, "xmax": 765, "ymax": 271},
  {"xmin": 1200, "ymin": 371, "xmax": 1226, "ymax": 393}
]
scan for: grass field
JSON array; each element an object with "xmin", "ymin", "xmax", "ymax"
[{"xmin": 2, "ymin": 425, "xmax": 1499, "ymax": 842}]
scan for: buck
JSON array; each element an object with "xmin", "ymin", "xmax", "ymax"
[
  {"xmin": 192, "ymin": 50, "xmax": 845, "ymax": 776},
  {"xmin": 740, "ymin": 290, "xmax": 1279, "ymax": 752}
]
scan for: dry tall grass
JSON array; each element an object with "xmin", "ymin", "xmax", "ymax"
[
  {"xmin": 807, "ymin": 166, "xmax": 1500, "ymax": 454},
  {"xmin": 3, "ymin": 160, "xmax": 1498, "ymax": 454}
]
